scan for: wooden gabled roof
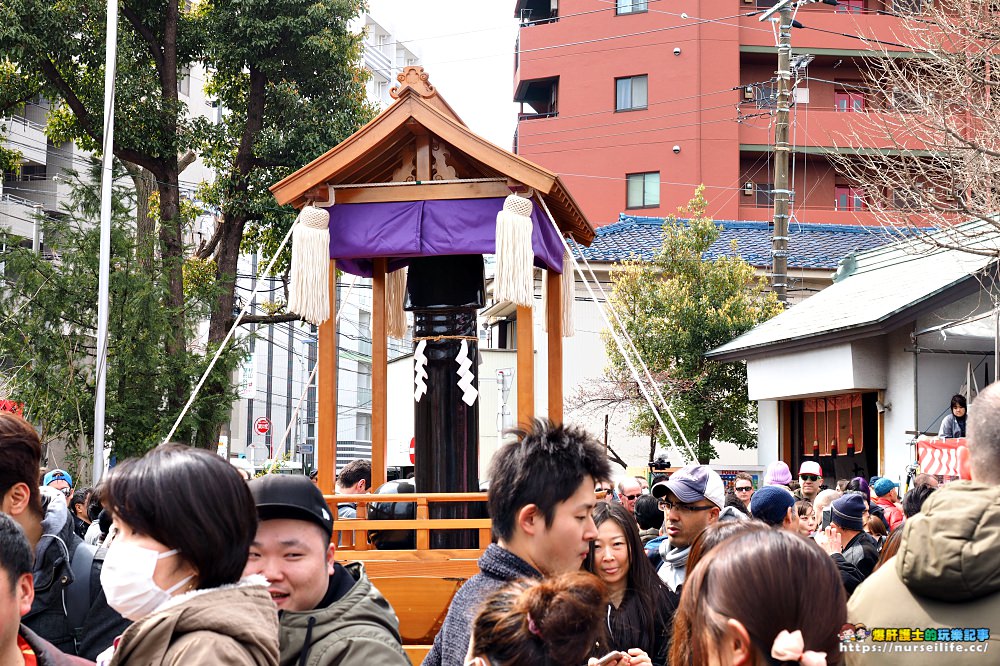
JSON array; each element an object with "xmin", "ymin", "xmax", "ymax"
[{"xmin": 270, "ymin": 67, "xmax": 594, "ymax": 245}]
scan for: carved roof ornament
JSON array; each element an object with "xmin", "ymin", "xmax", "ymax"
[{"xmin": 390, "ymin": 66, "xmax": 436, "ymax": 101}]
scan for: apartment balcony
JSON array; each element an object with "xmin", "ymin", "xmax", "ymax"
[
  {"xmin": 739, "ymin": 6, "xmax": 910, "ymax": 54},
  {"xmin": 0, "ymin": 192, "xmax": 39, "ymax": 238},
  {"xmin": 738, "ymin": 107, "xmax": 929, "ymax": 152},
  {"xmin": 363, "ymin": 42, "xmax": 393, "ymax": 79},
  {"xmin": 3, "ymin": 115, "xmax": 48, "ymax": 165}
]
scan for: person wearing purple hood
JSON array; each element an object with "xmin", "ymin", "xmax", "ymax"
[{"xmin": 762, "ymin": 461, "xmax": 792, "ymax": 488}]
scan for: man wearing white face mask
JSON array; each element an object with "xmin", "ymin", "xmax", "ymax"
[
  {"xmin": 95, "ymin": 444, "xmax": 279, "ymax": 666},
  {"xmin": 0, "ymin": 412, "xmax": 129, "ymax": 659}
]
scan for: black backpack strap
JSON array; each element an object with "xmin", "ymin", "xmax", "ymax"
[{"xmin": 67, "ymin": 541, "xmax": 97, "ymax": 643}]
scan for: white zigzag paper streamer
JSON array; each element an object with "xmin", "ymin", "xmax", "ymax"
[
  {"xmin": 456, "ymin": 340, "xmax": 478, "ymax": 406},
  {"xmin": 413, "ymin": 340, "xmax": 428, "ymax": 402}
]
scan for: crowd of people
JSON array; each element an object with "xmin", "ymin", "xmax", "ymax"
[{"xmin": 1, "ymin": 382, "xmax": 999, "ymax": 665}]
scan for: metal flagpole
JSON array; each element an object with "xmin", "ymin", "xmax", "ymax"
[{"xmin": 93, "ymin": 0, "xmax": 119, "ymax": 483}]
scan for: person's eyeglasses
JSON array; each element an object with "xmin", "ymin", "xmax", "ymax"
[
  {"xmin": 622, "ymin": 493, "xmax": 640, "ymax": 501},
  {"xmin": 800, "ymin": 474, "xmax": 820, "ymax": 481},
  {"xmin": 657, "ymin": 499, "xmax": 716, "ymax": 513},
  {"xmin": 734, "ymin": 486, "xmax": 753, "ymax": 492}
]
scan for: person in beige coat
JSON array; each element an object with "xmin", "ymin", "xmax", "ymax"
[
  {"xmin": 847, "ymin": 383, "xmax": 1000, "ymax": 665},
  {"xmin": 95, "ymin": 445, "xmax": 279, "ymax": 665}
]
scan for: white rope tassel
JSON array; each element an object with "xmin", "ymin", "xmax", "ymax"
[
  {"xmin": 456, "ymin": 339, "xmax": 478, "ymax": 406},
  {"xmin": 413, "ymin": 340, "xmax": 428, "ymax": 402},
  {"xmin": 287, "ymin": 205, "xmax": 331, "ymax": 326},
  {"xmin": 562, "ymin": 250, "xmax": 575, "ymax": 337},
  {"xmin": 386, "ymin": 267, "xmax": 408, "ymax": 339},
  {"xmin": 494, "ymin": 194, "xmax": 535, "ymax": 307}
]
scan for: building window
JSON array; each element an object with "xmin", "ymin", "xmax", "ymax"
[
  {"xmin": 616, "ymin": 0, "xmax": 648, "ymax": 14},
  {"xmin": 357, "ymin": 361, "xmax": 372, "ymax": 408},
  {"xmin": 177, "ymin": 66, "xmax": 191, "ymax": 96},
  {"xmin": 834, "ymin": 90, "xmax": 865, "ymax": 112},
  {"xmin": 358, "ymin": 310, "xmax": 372, "ymax": 357},
  {"xmin": 755, "ymin": 183, "xmax": 775, "ymax": 208},
  {"xmin": 835, "ymin": 185, "xmax": 866, "ymax": 211},
  {"xmin": 626, "ymin": 172, "xmax": 660, "ymax": 208},
  {"xmin": 615, "ymin": 75, "xmax": 648, "ymax": 111},
  {"xmin": 835, "ymin": 0, "xmax": 864, "ymax": 13},
  {"xmin": 356, "ymin": 413, "xmax": 371, "ymax": 442}
]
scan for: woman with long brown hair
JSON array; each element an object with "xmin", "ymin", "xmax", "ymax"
[{"xmin": 671, "ymin": 529, "xmax": 846, "ymax": 665}]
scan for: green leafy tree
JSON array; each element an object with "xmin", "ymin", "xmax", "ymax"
[
  {"xmin": 0, "ymin": 162, "xmax": 240, "ymax": 478},
  {"xmin": 604, "ymin": 187, "xmax": 782, "ymax": 463},
  {"xmin": 0, "ymin": 0, "xmax": 373, "ymax": 450}
]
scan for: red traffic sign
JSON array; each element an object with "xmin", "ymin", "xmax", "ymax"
[
  {"xmin": 409, "ymin": 437, "xmax": 415, "ymax": 465},
  {"xmin": 254, "ymin": 416, "xmax": 271, "ymax": 435}
]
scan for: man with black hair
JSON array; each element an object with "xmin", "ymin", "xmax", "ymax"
[
  {"xmin": 244, "ymin": 474, "xmax": 409, "ymax": 665},
  {"xmin": 423, "ymin": 420, "xmax": 612, "ymax": 666},
  {"xmin": 901, "ymin": 483, "xmax": 935, "ymax": 518},
  {"xmin": 633, "ymin": 494, "xmax": 663, "ymax": 545},
  {"xmin": 67, "ymin": 488, "xmax": 91, "ymax": 540},
  {"xmin": 0, "ymin": 412, "xmax": 128, "ymax": 659},
  {"xmin": 0, "ymin": 514, "xmax": 91, "ymax": 666}
]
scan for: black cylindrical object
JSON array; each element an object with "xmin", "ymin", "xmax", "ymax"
[{"xmin": 406, "ymin": 255, "xmax": 485, "ymax": 549}]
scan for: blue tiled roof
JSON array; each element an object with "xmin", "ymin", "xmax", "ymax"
[{"xmin": 578, "ymin": 214, "xmax": 900, "ymax": 270}]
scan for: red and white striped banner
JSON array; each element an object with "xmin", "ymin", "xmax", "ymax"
[{"xmin": 918, "ymin": 438, "xmax": 965, "ymax": 478}]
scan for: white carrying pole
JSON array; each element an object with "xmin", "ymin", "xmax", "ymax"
[{"xmin": 93, "ymin": 0, "xmax": 119, "ymax": 483}]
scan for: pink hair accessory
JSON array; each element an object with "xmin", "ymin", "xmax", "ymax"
[
  {"xmin": 770, "ymin": 630, "xmax": 827, "ymax": 666},
  {"xmin": 526, "ymin": 613, "xmax": 542, "ymax": 638}
]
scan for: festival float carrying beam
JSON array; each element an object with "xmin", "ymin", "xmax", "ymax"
[{"xmin": 269, "ymin": 68, "xmax": 594, "ymax": 533}]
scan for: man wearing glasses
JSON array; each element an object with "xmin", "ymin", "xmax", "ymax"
[
  {"xmin": 650, "ymin": 464, "xmax": 725, "ymax": 593},
  {"xmin": 616, "ymin": 477, "xmax": 643, "ymax": 516},
  {"xmin": 732, "ymin": 472, "xmax": 755, "ymax": 508},
  {"xmin": 793, "ymin": 461, "xmax": 823, "ymax": 502}
]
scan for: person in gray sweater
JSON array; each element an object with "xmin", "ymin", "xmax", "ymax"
[{"xmin": 422, "ymin": 420, "xmax": 613, "ymax": 666}]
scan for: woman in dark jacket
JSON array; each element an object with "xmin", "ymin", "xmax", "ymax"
[{"xmin": 586, "ymin": 502, "xmax": 677, "ymax": 666}]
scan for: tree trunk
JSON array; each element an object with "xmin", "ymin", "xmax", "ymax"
[
  {"xmin": 698, "ymin": 421, "xmax": 714, "ymax": 465},
  {"xmin": 123, "ymin": 163, "xmax": 157, "ymax": 272},
  {"xmin": 157, "ymin": 171, "xmax": 188, "ymax": 414}
]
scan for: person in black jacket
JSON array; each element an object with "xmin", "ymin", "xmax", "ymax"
[
  {"xmin": 0, "ymin": 513, "xmax": 92, "ymax": 666},
  {"xmin": 817, "ymin": 492, "xmax": 879, "ymax": 595},
  {"xmin": 0, "ymin": 412, "xmax": 129, "ymax": 659}
]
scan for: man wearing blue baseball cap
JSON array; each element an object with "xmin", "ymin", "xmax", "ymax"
[
  {"xmin": 871, "ymin": 477, "xmax": 903, "ymax": 530},
  {"xmin": 650, "ymin": 464, "xmax": 724, "ymax": 593},
  {"xmin": 42, "ymin": 469, "xmax": 72, "ymax": 499}
]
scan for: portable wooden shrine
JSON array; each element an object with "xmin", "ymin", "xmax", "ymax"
[{"xmin": 270, "ymin": 67, "xmax": 594, "ymax": 507}]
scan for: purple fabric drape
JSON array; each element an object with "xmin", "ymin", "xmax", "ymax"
[{"xmin": 326, "ymin": 197, "xmax": 565, "ymax": 277}]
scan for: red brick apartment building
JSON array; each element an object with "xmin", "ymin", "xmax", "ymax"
[{"xmin": 513, "ymin": 0, "xmax": 917, "ymax": 226}]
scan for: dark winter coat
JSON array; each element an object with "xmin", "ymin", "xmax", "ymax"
[
  {"xmin": 422, "ymin": 544, "xmax": 542, "ymax": 666},
  {"xmin": 831, "ymin": 531, "xmax": 879, "ymax": 595},
  {"xmin": 18, "ymin": 625, "xmax": 93, "ymax": 666},
  {"xmin": 277, "ymin": 562, "xmax": 408, "ymax": 666},
  {"xmin": 22, "ymin": 487, "xmax": 129, "ymax": 659}
]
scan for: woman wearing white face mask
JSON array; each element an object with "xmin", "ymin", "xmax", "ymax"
[{"xmin": 96, "ymin": 444, "xmax": 279, "ymax": 665}]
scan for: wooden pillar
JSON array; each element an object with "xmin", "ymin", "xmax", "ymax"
[
  {"xmin": 517, "ymin": 304, "xmax": 535, "ymax": 425},
  {"xmin": 546, "ymin": 270, "xmax": 563, "ymax": 423},
  {"xmin": 372, "ymin": 257, "xmax": 388, "ymax": 490},
  {"xmin": 317, "ymin": 261, "xmax": 338, "ymax": 495}
]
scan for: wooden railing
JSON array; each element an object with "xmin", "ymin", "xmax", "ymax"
[
  {"xmin": 325, "ymin": 492, "xmax": 491, "ymax": 664},
  {"xmin": 327, "ymin": 492, "xmax": 491, "ymax": 552}
]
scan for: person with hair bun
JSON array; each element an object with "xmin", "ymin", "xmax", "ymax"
[
  {"xmin": 670, "ymin": 529, "xmax": 846, "ymax": 666},
  {"xmin": 465, "ymin": 571, "xmax": 615, "ymax": 666}
]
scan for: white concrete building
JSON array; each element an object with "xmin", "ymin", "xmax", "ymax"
[{"xmin": 709, "ymin": 221, "xmax": 1000, "ymax": 489}]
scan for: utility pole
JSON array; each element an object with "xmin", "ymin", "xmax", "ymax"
[{"xmin": 770, "ymin": 3, "xmax": 793, "ymax": 303}]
